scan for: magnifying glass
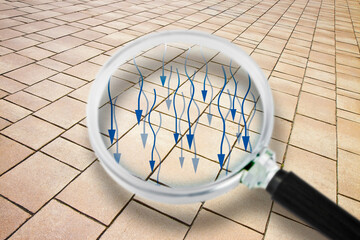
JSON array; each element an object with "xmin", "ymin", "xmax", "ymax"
[{"xmin": 87, "ymin": 30, "xmax": 360, "ymax": 239}]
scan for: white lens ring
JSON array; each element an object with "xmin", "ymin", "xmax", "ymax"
[{"xmin": 87, "ymin": 30, "xmax": 274, "ymax": 204}]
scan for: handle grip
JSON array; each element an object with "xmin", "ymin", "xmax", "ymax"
[{"xmin": 266, "ymin": 169, "xmax": 360, "ymax": 240}]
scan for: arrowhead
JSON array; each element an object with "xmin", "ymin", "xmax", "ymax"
[
  {"xmin": 160, "ymin": 75, "xmax": 166, "ymax": 86},
  {"xmin": 135, "ymin": 109, "xmax": 143, "ymax": 124},
  {"xmin": 173, "ymin": 132, "xmax": 179, "ymax": 143},
  {"xmin": 192, "ymin": 157, "xmax": 199, "ymax": 172},
  {"xmin": 140, "ymin": 133, "xmax": 148, "ymax": 148},
  {"xmin": 201, "ymin": 90, "xmax": 207, "ymax": 101},
  {"xmin": 207, "ymin": 113, "xmax": 213, "ymax": 125},
  {"xmin": 165, "ymin": 99, "xmax": 172, "ymax": 110},
  {"xmin": 113, "ymin": 153, "xmax": 121, "ymax": 163},
  {"xmin": 179, "ymin": 156, "xmax": 184, "ymax": 168},
  {"xmin": 236, "ymin": 132, "xmax": 242, "ymax": 144},
  {"xmin": 242, "ymin": 136, "xmax": 250, "ymax": 151},
  {"xmin": 108, "ymin": 129, "xmax": 116, "ymax": 144},
  {"xmin": 186, "ymin": 134, "xmax": 194, "ymax": 149},
  {"xmin": 230, "ymin": 109, "xmax": 236, "ymax": 120},
  {"xmin": 217, "ymin": 154, "xmax": 225, "ymax": 168},
  {"xmin": 149, "ymin": 160, "xmax": 155, "ymax": 172}
]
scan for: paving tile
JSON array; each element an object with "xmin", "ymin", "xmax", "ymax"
[
  {"xmin": 269, "ymin": 76, "xmax": 301, "ymax": 96},
  {"xmin": 42, "ymin": 137, "xmax": 95, "ymax": 170},
  {"xmin": 274, "ymin": 62, "xmax": 305, "ymax": 78},
  {"xmin": 5, "ymin": 90, "xmax": 50, "ymax": 111},
  {"xmin": 264, "ymin": 213, "xmax": 327, "ymax": 240},
  {"xmin": 0, "ymin": 196, "xmax": 30, "ymax": 240},
  {"xmin": 26, "ymin": 80, "xmax": 72, "ymax": 102},
  {"xmin": 302, "ymin": 82, "xmax": 335, "ymax": 100},
  {"xmin": 186, "ymin": 209, "xmax": 262, "ymax": 240},
  {"xmin": 0, "ymin": 118, "xmax": 11, "ymax": 130},
  {"xmin": 0, "ymin": 99, "xmax": 31, "ymax": 122},
  {"xmin": 38, "ymin": 35, "xmax": 86, "ymax": 53},
  {"xmin": 0, "ymin": 36, "xmax": 39, "ymax": 51},
  {"xmin": 0, "ymin": 28, "xmax": 23, "ymax": 41},
  {"xmin": 58, "ymin": 161, "xmax": 132, "ymax": 224},
  {"xmin": 305, "ymin": 68, "xmax": 335, "ymax": 84},
  {"xmin": 337, "ymin": 95, "xmax": 360, "ymax": 115},
  {"xmin": 297, "ymin": 91, "xmax": 336, "ymax": 124},
  {"xmin": 204, "ymin": 186, "xmax": 272, "ymax": 233},
  {"xmin": 64, "ymin": 61, "xmax": 101, "ymax": 81},
  {"xmin": 0, "ymin": 152, "xmax": 78, "ymax": 212},
  {"xmin": 0, "ymin": 76, "xmax": 26, "ymax": 93},
  {"xmin": 290, "ymin": 115, "xmax": 336, "ymax": 159},
  {"xmin": 5, "ymin": 63, "xmax": 57, "ymax": 85},
  {"xmin": 61, "ymin": 124, "xmax": 91, "ymax": 150},
  {"xmin": 10, "ymin": 200, "xmax": 104, "ymax": 239},
  {"xmin": 0, "ymin": 53, "xmax": 33, "ymax": 74},
  {"xmin": 37, "ymin": 58, "xmax": 71, "ymax": 72},
  {"xmin": 338, "ymin": 149, "xmax": 360, "ymax": 200},
  {"xmin": 0, "ymin": 135, "xmax": 33, "ymax": 174},
  {"xmin": 35, "ymin": 96, "xmax": 86, "ymax": 129},
  {"xmin": 17, "ymin": 46, "xmax": 54, "ymax": 60},
  {"xmin": 338, "ymin": 195, "xmax": 360, "ymax": 220},
  {"xmin": 338, "ymin": 118, "xmax": 360, "ymax": 155},
  {"xmin": 1, "ymin": 115, "xmax": 63, "ymax": 150},
  {"xmin": 68, "ymin": 82, "xmax": 92, "ymax": 102},
  {"xmin": 38, "ymin": 25, "xmax": 80, "ymax": 38},
  {"xmin": 52, "ymin": 45, "xmax": 102, "ymax": 65},
  {"xmin": 49, "ymin": 73, "xmax": 86, "ymax": 89},
  {"xmin": 100, "ymin": 201, "xmax": 188, "ymax": 240},
  {"xmin": 272, "ymin": 91, "xmax": 297, "ymax": 121}
]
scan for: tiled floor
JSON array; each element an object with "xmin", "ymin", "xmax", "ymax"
[{"xmin": 0, "ymin": 0, "xmax": 359, "ymax": 239}]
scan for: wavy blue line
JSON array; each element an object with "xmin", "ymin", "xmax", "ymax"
[
  {"xmin": 201, "ymin": 47, "xmax": 208, "ymax": 92},
  {"xmin": 174, "ymin": 68, "xmax": 180, "ymax": 134},
  {"xmin": 193, "ymin": 90, "xmax": 200, "ymax": 158},
  {"xmin": 236, "ymin": 95, "xmax": 242, "ymax": 134},
  {"xmin": 107, "ymin": 78, "xmax": 113, "ymax": 129},
  {"xmin": 185, "ymin": 48, "xmax": 195, "ymax": 135},
  {"xmin": 207, "ymin": 75, "xmax": 214, "ymax": 114},
  {"xmin": 140, "ymin": 78, "xmax": 149, "ymax": 133},
  {"xmin": 148, "ymin": 89, "xmax": 157, "ymax": 162},
  {"xmin": 241, "ymin": 74, "xmax": 251, "ymax": 136},
  {"xmin": 155, "ymin": 112, "xmax": 162, "ymax": 183},
  {"xmin": 113, "ymin": 96, "xmax": 119, "ymax": 153},
  {"xmin": 229, "ymin": 60, "xmax": 238, "ymax": 110},
  {"xmin": 179, "ymin": 92, "xmax": 185, "ymax": 157},
  {"xmin": 134, "ymin": 57, "xmax": 144, "ymax": 111},
  {"xmin": 218, "ymin": 65, "xmax": 227, "ymax": 155}
]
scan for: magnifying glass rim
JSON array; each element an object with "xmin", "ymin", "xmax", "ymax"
[{"xmin": 87, "ymin": 30, "xmax": 274, "ymax": 204}]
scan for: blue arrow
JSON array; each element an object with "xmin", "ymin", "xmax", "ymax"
[
  {"xmin": 185, "ymin": 48, "xmax": 195, "ymax": 149},
  {"xmin": 140, "ymin": 83, "xmax": 149, "ymax": 148},
  {"xmin": 192, "ymin": 94, "xmax": 201, "ymax": 173},
  {"xmin": 113, "ymin": 96, "xmax": 121, "ymax": 163},
  {"xmin": 178, "ymin": 92, "xmax": 186, "ymax": 167},
  {"xmin": 155, "ymin": 112, "xmax": 162, "ymax": 184},
  {"xmin": 206, "ymin": 74, "xmax": 214, "ymax": 125},
  {"xmin": 201, "ymin": 47, "xmax": 208, "ymax": 102},
  {"xmin": 248, "ymin": 92, "xmax": 257, "ymax": 153},
  {"xmin": 107, "ymin": 78, "xmax": 116, "ymax": 144},
  {"xmin": 229, "ymin": 60, "xmax": 237, "ymax": 120},
  {"xmin": 148, "ymin": 89, "xmax": 157, "ymax": 172},
  {"xmin": 217, "ymin": 65, "xmax": 227, "ymax": 168},
  {"xmin": 165, "ymin": 66, "xmax": 173, "ymax": 110},
  {"xmin": 224, "ymin": 89, "xmax": 233, "ymax": 173},
  {"xmin": 241, "ymin": 74, "xmax": 251, "ymax": 151},
  {"xmin": 173, "ymin": 68, "xmax": 180, "ymax": 143},
  {"xmin": 236, "ymin": 95, "xmax": 243, "ymax": 144},
  {"xmin": 160, "ymin": 44, "xmax": 167, "ymax": 86},
  {"xmin": 134, "ymin": 57, "xmax": 143, "ymax": 124}
]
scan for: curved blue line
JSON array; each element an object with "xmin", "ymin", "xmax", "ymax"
[
  {"xmin": 107, "ymin": 78, "xmax": 113, "ymax": 129},
  {"xmin": 201, "ymin": 47, "xmax": 208, "ymax": 92},
  {"xmin": 225, "ymin": 89, "xmax": 232, "ymax": 120},
  {"xmin": 236, "ymin": 95, "xmax": 242, "ymax": 134},
  {"xmin": 193, "ymin": 94, "xmax": 200, "ymax": 158},
  {"xmin": 218, "ymin": 66, "xmax": 227, "ymax": 155},
  {"xmin": 174, "ymin": 68, "xmax": 180, "ymax": 133},
  {"xmin": 229, "ymin": 60, "xmax": 237, "ymax": 109},
  {"xmin": 187, "ymin": 71, "xmax": 195, "ymax": 135},
  {"xmin": 113, "ymin": 96, "xmax": 119, "ymax": 153},
  {"xmin": 207, "ymin": 75, "xmax": 214, "ymax": 114},
  {"xmin": 156, "ymin": 112, "xmax": 162, "ymax": 183},
  {"xmin": 140, "ymin": 78, "xmax": 149, "ymax": 133},
  {"xmin": 241, "ymin": 74, "xmax": 251, "ymax": 136},
  {"xmin": 148, "ymin": 89, "xmax": 157, "ymax": 162},
  {"xmin": 179, "ymin": 92, "xmax": 185, "ymax": 157},
  {"xmin": 134, "ymin": 57, "xmax": 144, "ymax": 111}
]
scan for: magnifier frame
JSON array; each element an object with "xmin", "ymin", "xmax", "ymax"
[{"xmin": 87, "ymin": 30, "xmax": 275, "ymax": 204}]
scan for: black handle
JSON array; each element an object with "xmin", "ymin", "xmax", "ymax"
[{"xmin": 266, "ymin": 169, "xmax": 360, "ymax": 240}]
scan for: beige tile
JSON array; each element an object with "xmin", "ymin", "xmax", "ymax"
[
  {"xmin": 42, "ymin": 137, "xmax": 95, "ymax": 170},
  {"xmin": 305, "ymin": 68, "xmax": 335, "ymax": 84},
  {"xmin": 18, "ymin": 46, "xmax": 54, "ymax": 60},
  {"xmin": 58, "ymin": 161, "xmax": 132, "ymax": 224},
  {"xmin": 37, "ymin": 58, "xmax": 70, "ymax": 72},
  {"xmin": 25, "ymin": 79, "xmax": 72, "ymax": 101},
  {"xmin": 64, "ymin": 61, "xmax": 101, "ymax": 81},
  {"xmin": 68, "ymin": 82, "xmax": 91, "ymax": 102},
  {"xmin": 290, "ymin": 115, "xmax": 336, "ymax": 159},
  {"xmin": 338, "ymin": 149, "xmax": 360, "ymax": 200},
  {"xmin": 0, "ymin": 99, "xmax": 31, "ymax": 122},
  {"xmin": 264, "ymin": 213, "xmax": 327, "ymax": 240},
  {"xmin": 273, "ymin": 91, "xmax": 297, "ymax": 121},
  {"xmin": 274, "ymin": 62, "xmax": 305, "ymax": 78},
  {"xmin": 186, "ymin": 209, "xmax": 262, "ymax": 240},
  {"xmin": 5, "ymin": 63, "xmax": 56, "ymax": 85},
  {"xmin": 0, "ymin": 53, "xmax": 34, "ymax": 75},
  {"xmin": 1, "ymin": 115, "xmax": 63, "ymax": 149},
  {"xmin": 302, "ymin": 82, "xmax": 335, "ymax": 100},
  {"xmin": 100, "ymin": 201, "xmax": 188, "ymax": 240},
  {"xmin": 338, "ymin": 195, "xmax": 360, "ymax": 220},
  {"xmin": 5, "ymin": 91, "xmax": 50, "ymax": 111},
  {"xmin": 0, "ymin": 135, "xmax": 33, "ymax": 174},
  {"xmin": 37, "ymin": 25, "xmax": 80, "ymax": 38},
  {"xmin": 35, "ymin": 96, "xmax": 86, "ymax": 129},
  {"xmin": 337, "ymin": 95, "xmax": 360, "ymax": 114},
  {"xmin": 52, "ymin": 45, "xmax": 102, "ymax": 65},
  {"xmin": 38, "ymin": 35, "xmax": 86, "ymax": 53},
  {"xmin": 61, "ymin": 124, "xmax": 91, "ymax": 149},
  {"xmin": 338, "ymin": 118, "xmax": 360, "ymax": 155},
  {"xmin": 204, "ymin": 186, "xmax": 272, "ymax": 233},
  {"xmin": 273, "ymin": 116, "xmax": 292, "ymax": 142},
  {"xmin": 0, "ymin": 118, "xmax": 11, "ymax": 130},
  {"xmin": 297, "ymin": 92, "xmax": 336, "ymax": 124},
  {"xmin": 0, "ymin": 75, "xmax": 26, "ymax": 93},
  {"xmin": 49, "ymin": 73, "xmax": 86, "ymax": 89},
  {"xmin": 0, "ymin": 196, "xmax": 30, "ymax": 240},
  {"xmin": 0, "ymin": 152, "xmax": 78, "ymax": 212},
  {"xmin": 1, "ymin": 36, "xmax": 38, "ymax": 51},
  {"xmin": 269, "ymin": 76, "xmax": 301, "ymax": 96},
  {"xmin": 11, "ymin": 200, "xmax": 104, "ymax": 239}
]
